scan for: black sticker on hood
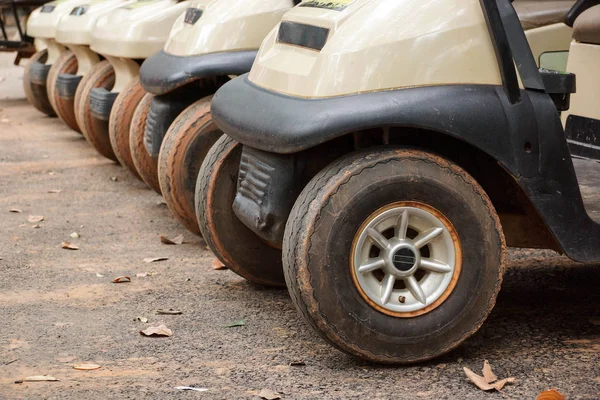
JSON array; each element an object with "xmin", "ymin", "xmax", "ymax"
[{"xmin": 299, "ymin": 0, "xmax": 355, "ymax": 11}]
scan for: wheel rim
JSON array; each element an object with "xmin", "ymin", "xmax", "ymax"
[{"xmin": 351, "ymin": 201, "xmax": 462, "ymax": 317}]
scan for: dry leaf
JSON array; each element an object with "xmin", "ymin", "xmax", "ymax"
[
  {"xmin": 9, "ymin": 208, "xmax": 22, "ymax": 213},
  {"xmin": 136, "ymin": 316, "xmax": 148, "ymax": 323},
  {"xmin": 211, "ymin": 259, "xmax": 226, "ymax": 270},
  {"xmin": 56, "ymin": 356, "xmax": 77, "ymax": 363},
  {"xmin": 112, "ymin": 276, "xmax": 131, "ymax": 283},
  {"xmin": 110, "ymin": 176, "xmax": 118, "ymax": 182},
  {"xmin": 70, "ymin": 232, "xmax": 80, "ymax": 238},
  {"xmin": 258, "ymin": 388, "xmax": 281, "ymax": 400},
  {"xmin": 96, "ymin": 273, "xmax": 104, "ymax": 278},
  {"xmin": 73, "ymin": 364, "xmax": 101, "ymax": 370},
  {"xmin": 464, "ymin": 361, "xmax": 515, "ymax": 392},
  {"xmin": 160, "ymin": 234, "xmax": 184, "ymax": 245},
  {"xmin": 61, "ymin": 242, "xmax": 79, "ymax": 250},
  {"xmin": 156, "ymin": 309, "xmax": 182, "ymax": 315},
  {"xmin": 140, "ymin": 324, "xmax": 172, "ymax": 337},
  {"xmin": 174, "ymin": 387, "xmax": 208, "ymax": 392},
  {"xmin": 225, "ymin": 319, "xmax": 246, "ymax": 328},
  {"xmin": 290, "ymin": 361, "xmax": 306, "ymax": 367},
  {"xmin": 28, "ymin": 215, "xmax": 44, "ymax": 223},
  {"xmin": 48, "ymin": 189, "xmax": 62, "ymax": 194},
  {"xmin": 144, "ymin": 257, "xmax": 168, "ymax": 263},
  {"xmin": 136, "ymin": 272, "xmax": 157, "ymax": 277},
  {"xmin": 32, "ymin": 225, "xmax": 41, "ymax": 229},
  {"xmin": 482, "ymin": 360, "xmax": 497, "ymax": 383},
  {"xmin": 22, "ymin": 375, "xmax": 59, "ymax": 382},
  {"xmin": 537, "ymin": 389, "xmax": 567, "ymax": 400}
]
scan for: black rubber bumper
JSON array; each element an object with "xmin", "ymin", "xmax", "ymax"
[
  {"xmin": 56, "ymin": 73, "xmax": 82, "ymax": 100},
  {"xmin": 139, "ymin": 49, "xmax": 257, "ymax": 95},
  {"xmin": 29, "ymin": 60, "xmax": 50, "ymax": 85},
  {"xmin": 90, "ymin": 88, "xmax": 119, "ymax": 121}
]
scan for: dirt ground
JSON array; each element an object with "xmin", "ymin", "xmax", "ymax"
[{"xmin": 0, "ymin": 53, "xmax": 599, "ymax": 400}]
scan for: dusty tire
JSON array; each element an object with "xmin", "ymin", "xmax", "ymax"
[
  {"xmin": 130, "ymin": 93, "xmax": 160, "ymax": 193},
  {"xmin": 196, "ymin": 135, "xmax": 285, "ymax": 287},
  {"xmin": 23, "ymin": 50, "xmax": 55, "ymax": 117},
  {"xmin": 109, "ymin": 77, "xmax": 145, "ymax": 180},
  {"xmin": 46, "ymin": 50, "xmax": 77, "ymax": 118},
  {"xmin": 74, "ymin": 60, "xmax": 118, "ymax": 162},
  {"xmin": 48, "ymin": 53, "xmax": 81, "ymax": 132},
  {"xmin": 158, "ymin": 96, "xmax": 221, "ymax": 235},
  {"xmin": 283, "ymin": 148, "xmax": 506, "ymax": 364}
]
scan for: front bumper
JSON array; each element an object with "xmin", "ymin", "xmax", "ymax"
[{"xmin": 139, "ymin": 49, "xmax": 257, "ymax": 95}]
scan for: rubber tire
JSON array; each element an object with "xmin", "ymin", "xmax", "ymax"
[
  {"xmin": 196, "ymin": 135, "xmax": 285, "ymax": 287},
  {"xmin": 130, "ymin": 93, "xmax": 161, "ymax": 193},
  {"xmin": 283, "ymin": 148, "xmax": 506, "ymax": 364},
  {"xmin": 158, "ymin": 96, "xmax": 221, "ymax": 235},
  {"xmin": 74, "ymin": 60, "xmax": 118, "ymax": 162},
  {"xmin": 49, "ymin": 53, "xmax": 81, "ymax": 132},
  {"xmin": 109, "ymin": 77, "xmax": 145, "ymax": 180},
  {"xmin": 23, "ymin": 50, "xmax": 55, "ymax": 117},
  {"xmin": 46, "ymin": 50, "xmax": 77, "ymax": 119}
]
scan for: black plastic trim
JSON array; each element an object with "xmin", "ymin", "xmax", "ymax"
[
  {"xmin": 40, "ymin": 4, "xmax": 55, "ymax": 12},
  {"xmin": 56, "ymin": 73, "xmax": 82, "ymax": 99},
  {"xmin": 139, "ymin": 49, "xmax": 257, "ymax": 95},
  {"xmin": 90, "ymin": 88, "xmax": 119, "ymax": 120},
  {"xmin": 184, "ymin": 7, "xmax": 202, "ymax": 24},
  {"xmin": 277, "ymin": 21, "xmax": 329, "ymax": 51},
  {"xmin": 566, "ymin": 0, "xmax": 600, "ymax": 26},
  {"xmin": 28, "ymin": 60, "xmax": 50, "ymax": 85},
  {"xmin": 70, "ymin": 6, "xmax": 88, "ymax": 15}
]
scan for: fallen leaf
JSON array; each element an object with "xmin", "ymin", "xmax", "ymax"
[
  {"xmin": 160, "ymin": 234, "xmax": 184, "ymax": 245},
  {"xmin": 136, "ymin": 272, "xmax": 158, "ymax": 277},
  {"xmin": 28, "ymin": 215, "xmax": 44, "ymax": 223},
  {"xmin": 22, "ymin": 375, "xmax": 59, "ymax": 382},
  {"xmin": 112, "ymin": 276, "xmax": 131, "ymax": 283},
  {"xmin": 464, "ymin": 361, "xmax": 515, "ymax": 392},
  {"xmin": 144, "ymin": 257, "xmax": 168, "ymax": 263},
  {"xmin": 110, "ymin": 176, "xmax": 118, "ymax": 182},
  {"xmin": 61, "ymin": 242, "xmax": 79, "ymax": 250},
  {"xmin": 258, "ymin": 388, "xmax": 281, "ymax": 400},
  {"xmin": 211, "ymin": 259, "xmax": 226, "ymax": 270},
  {"xmin": 56, "ymin": 356, "xmax": 77, "ymax": 363},
  {"xmin": 537, "ymin": 389, "xmax": 566, "ymax": 400},
  {"xmin": 48, "ymin": 189, "xmax": 62, "ymax": 194},
  {"xmin": 136, "ymin": 316, "xmax": 148, "ymax": 323},
  {"xmin": 70, "ymin": 232, "xmax": 80, "ymax": 238},
  {"xmin": 32, "ymin": 225, "xmax": 41, "ymax": 229},
  {"xmin": 225, "ymin": 319, "xmax": 246, "ymax": 328},
  {"xmin": 156, "ymin": 309, "xmax": 182, "ymax": 315},
  {"xmin": 156, "ymin": 200, "xmax": 167, "ymax": 206},
  {"xmin": 73, "ymin": 364, "xmax": 101, "ymax": 371},
  {"xmin": 140, "ymin": 324, "xmax": 172, "ymax": 337},
  {"xmin": 96, "ymin": 273, "xmax": 104, "ymax": 278},
  {"xmin": 9, "ymin": 208, "xmax": 22, "ymax": 213},
  {"xmin": 174, "ymin": 387, "xmax": 208, "ymax": 392},
  {"xmin": 482, "ymin": 360, "xmax": 497, "ymax": 383},
  {"xmin": 290, "ymin": 361, "xmax": 306, "ymax": 367}
]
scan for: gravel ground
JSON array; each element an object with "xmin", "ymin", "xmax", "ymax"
[{"xmin": 0, "ymin": 53, "xmax": 599, "ymax": 400}]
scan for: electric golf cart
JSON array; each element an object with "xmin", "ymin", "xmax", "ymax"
[
  {"xmin": 75, "ymin": 0, "xmax": 189, "ymax": 162},
  {"xmin": 23, "ymin": 0, "xmax": 88, "ymax": 116},
  {"xmin": 201, "ymin": 0, "xmax": 600, "ymax": 363},
  {"xmin": 131, "ymin": 0, "xmax": 299, "ymax": 234},
  {"xmin": 51, "ymin": 0, "xmax": 135, "ymax": 132}
]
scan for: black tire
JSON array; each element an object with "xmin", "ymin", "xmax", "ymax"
[
  {"xmin": 196, "ymin": 135, "xmax": 285, "ymax": 287},
  {"xmin": 23, "ymin": 50, "xmax": 55, "ymax": 117},
  {"xmin": 283, "ymin": 148, "xmax": 506, "ymax": 364}
]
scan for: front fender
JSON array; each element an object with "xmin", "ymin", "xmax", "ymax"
[{"xmin": 140, "ymin": 49, "xmax": 257, "ymax": 95}]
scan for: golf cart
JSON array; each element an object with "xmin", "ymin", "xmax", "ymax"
[
  {"xmin": 51, "ymin": 0, "xmax": 136, "ymax": 132},
  {"xmin": 75, "ymin": 0, "xmax": 189, "ymax": 162},
  {"xmin": 23, "ymin": 0, "xmax": 88, "ymax": 116},
  {"xmin": 201, "ymin": 0, "xmax": 600, "ymax": 363},
  {"xmin": 131, "ymin": 0, "xmax": 299, "ymax": 235}
]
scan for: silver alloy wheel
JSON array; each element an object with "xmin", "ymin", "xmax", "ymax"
[{"xmin": 352, "ymin": 203, "xmax": 459, "ymax": 316}]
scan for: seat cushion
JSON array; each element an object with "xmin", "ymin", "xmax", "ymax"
[
  {"xmin": 573, "ymin": 5, "xmax": 600, "ymax": 45},
  {"xmin": 514, "ymin": 1, "xmax": 576, "ymax": 30}
]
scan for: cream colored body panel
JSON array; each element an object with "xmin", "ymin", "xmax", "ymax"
[
  {"xmin": 249, "ymin": 0, "xmax": 502, "ymax": 98},
  {"xmin": 67, "ymin": 44, "xmax": 101, "ymax": 75},
  {"xmin": 56, "ymin": 0, "xmax": 136, "ymax": 46},
  {"xmin": 106, "ymin": 56, "xmax": 140, "ymax": 92},
  {"xmin": 525, "ymin": 23, "xmax": 572, "ymax": 68},
  {"xmin": 27, "ymin": 0, "xmax": 91, "ymax": 39},
  {"xmin": 91, "ymin": 0, "xmax": 190, "ymax": 59},
  {"xmin": 165, "ymin": 0, "xmax": 294, "ymax": 57},
  {"xmin": 36, "ymin": 37, "xmax": 66, "ymax": 63},
  {"xmin": 562, "ymin": 42, "xmax": 600, "ymax": 123}
]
